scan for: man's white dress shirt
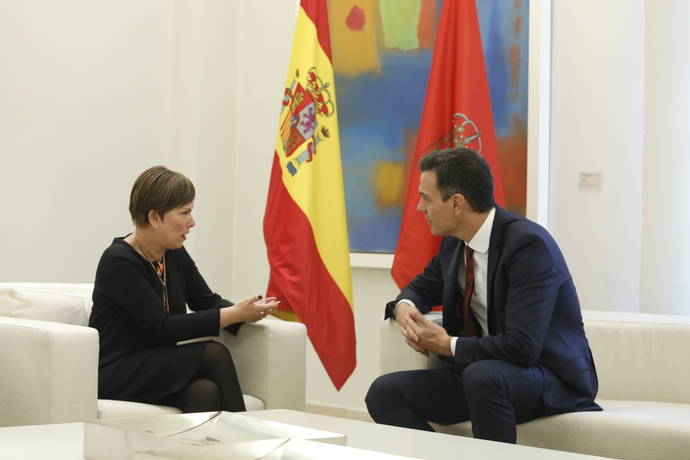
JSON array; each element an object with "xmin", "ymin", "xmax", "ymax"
[{"xmin": 397, "ymin": 208, "xmax": 496, "ymax": 356}]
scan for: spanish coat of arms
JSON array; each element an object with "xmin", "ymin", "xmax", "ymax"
[{"xmin": 279, "ymin": 67, "xmax": 335, "ymax": 177}]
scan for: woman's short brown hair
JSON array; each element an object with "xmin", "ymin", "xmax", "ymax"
[{"xmin": 129, "ymin": 166, "xmax": 195, "ymax": 227}]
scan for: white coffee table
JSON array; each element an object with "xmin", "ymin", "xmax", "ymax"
[
  {"xmin": 247, "ymin": 409, "xmax": 612, "ymax": 460},
  {"xmin": 0, "ymin": 409, "xmax": 613, "ymax": 459}
]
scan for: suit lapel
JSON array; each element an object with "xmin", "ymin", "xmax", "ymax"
[
  {"xmin": 487, "ymin": 206, "xmax": 510, "ymax": 333},
  {"xmin": 449, "ymin": 239, "xmax": 463, "ymax": 288},
  {"xmin": 442, "ymin": 238, "xmax": 463, "ymax": 335}
]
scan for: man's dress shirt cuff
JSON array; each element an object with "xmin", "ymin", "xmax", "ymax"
[{"xmin": 394, "ymin": 299, "xmax": 417, "ymax": 318}]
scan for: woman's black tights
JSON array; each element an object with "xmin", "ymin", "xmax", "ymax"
[{"xmin": 167, "ymin": 341, "xmax": 246, "ymax": 413}]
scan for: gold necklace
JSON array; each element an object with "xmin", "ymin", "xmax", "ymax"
[{"xmin": 132, "ymin": 234, "xmax": 169, "ymax": 312}]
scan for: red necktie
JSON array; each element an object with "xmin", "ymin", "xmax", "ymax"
[{"xmin": 463, "ymin": 246, "xmax": 478, "ymax": 337}]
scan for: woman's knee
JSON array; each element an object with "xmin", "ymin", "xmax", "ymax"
[
  {"xmin": 181, "ymin": 378, "xmax": 221, "ymax": 412},
  {"xmin": 190, "ymin": 376, "xmax": 219, "ymax": 390},
  {"xmin": 200, "ymin": 341, "xmax": 233, "ymax": 370},
  {"xmin": 203, "ymin": 341, "xmax": 231, "ymax": 360}
]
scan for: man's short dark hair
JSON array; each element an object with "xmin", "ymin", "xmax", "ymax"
[{"xmin": 419, "ymin": 147, "xmax": 495, "ymax": 212}]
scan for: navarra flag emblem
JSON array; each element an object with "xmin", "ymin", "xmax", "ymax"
[{"xmin": 264, "ymin": 0, "xmax": 356, "ymax": 390}]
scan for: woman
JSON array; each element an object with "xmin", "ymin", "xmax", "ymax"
[{"xmin": 88, "ymin": 165, "xmax": 279, "ymax": 413}]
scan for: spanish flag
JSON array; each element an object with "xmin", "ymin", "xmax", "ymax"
[{"xmin": 263, "ymin": 0, "xmax": 355, "ymax": 390}]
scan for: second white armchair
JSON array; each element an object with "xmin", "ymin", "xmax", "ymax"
[{"xmin": 0, "ymin": 283, "xmax": 307, "ymax": 427}]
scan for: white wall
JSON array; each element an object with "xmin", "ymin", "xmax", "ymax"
[
  {"xmin": 0, "ymin": 0, "xmax": 174, "ymax": 283},
  {"xmin": 550, "ymin": 0, "xmax": 690, "ymax": 316},
  {"xmin": 3, "ymin": 0, "xmax": 690, "ymax": 415},
  {"xmin": 549, "ymin": 0, "xmax": 644, "ymax": 312},
  {"xmin": 0, "ymin": 0, "xmax": 242, "ymax": 295},
  {"xmin": 229, "ymin": 1, "xmax": 295, "ymax": 302},
  {"xmin": 169, "ymin": 0, "xmax": 242, "ymax": 297},
  {"xmin": 640, "ymin": 0, "xmax": 690, "ymax": 315}
]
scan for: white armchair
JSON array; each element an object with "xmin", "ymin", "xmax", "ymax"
[
  {"xmin": 0, "ymin": 283, "xmax": 306, "ymax": 427},
  {"xmin": 380, "ymin": 311, "xmax": 690, "ymax": 460}
]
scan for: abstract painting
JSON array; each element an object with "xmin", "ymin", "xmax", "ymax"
[{"xmin": 328, "ymin": 0, "xmax": 529, "ymax": 253}]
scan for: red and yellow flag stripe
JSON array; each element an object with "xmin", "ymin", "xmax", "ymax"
[{"xmin": 264, "ymin": 0, "xmax": 355, "ymax": 390}]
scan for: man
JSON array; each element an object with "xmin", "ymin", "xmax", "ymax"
[{"xmin": 366, "ymin": 148, "xmax": 600, "ymax": 443}]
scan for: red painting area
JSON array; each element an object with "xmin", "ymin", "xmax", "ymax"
[
  {"xmin": 345, "ymin": 5, "xmax": 365, "ymax": 31},
  {"xmin": 417, "ymin": 0, "xmax": 437, "ymax": 49},
  {"xmin": 498, "ymin": 115, "xmax": 527, "ymax": 216}
]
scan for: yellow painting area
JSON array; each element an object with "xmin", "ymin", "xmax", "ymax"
[
  {"xmin": 373, "ymin": 161, "xmax": 404, "ymax": 208},
  {"xmin": 328, "ymin": 0, "xmax": 381, "ymax": 77}
]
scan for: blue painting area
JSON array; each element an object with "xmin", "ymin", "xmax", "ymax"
[
  {"xmin": 342, "ymin": 130, "xmax": 402, "ymax": 252},
  {"xmin": 336, "ymin": 50, "xmax": 433, "ymax": 253},
  {"xmin": 350, "ymin": 207, "xmax": 403, "ymax": 253},
  {"xmin": 336, "ymin": 50, "xmax": 433, "ymax": 147},
  {"xmin": 477, "ymin": 0, "xmax": 529, "ymax": 136}
]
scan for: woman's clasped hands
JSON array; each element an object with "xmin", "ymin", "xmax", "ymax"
[{"xmin": 233, "ymin": 295, "xmax": 281, "ymax": 323}]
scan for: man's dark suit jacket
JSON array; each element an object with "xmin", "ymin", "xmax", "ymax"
[{"xmin": 386, "ymin": 206, "xmax": 601, "ymax": 415}]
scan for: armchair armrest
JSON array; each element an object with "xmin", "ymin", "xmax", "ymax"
[
  {"xmin": 380, "ymin": 313, "xmax": 443, "ymax": 375},
  {"xmin": 0, "ymin": 316, "xmax": 98, "ymax": 426},
  {"xmin": 219, "ymin": 317, "xmax": 306, "ymax": 410},
  {"xmin": 380, "ymin": 317, "xmax": 427, "ymax": 375}
]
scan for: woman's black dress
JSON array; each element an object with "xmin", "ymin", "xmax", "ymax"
[{"xmin": 88, "ymin": 237, "xmax": 239, "ymax": 404}]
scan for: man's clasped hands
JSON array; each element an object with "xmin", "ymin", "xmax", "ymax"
[{"xmin": 395, "ymin": 303, "xmax": 454, "ymax": 357}]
